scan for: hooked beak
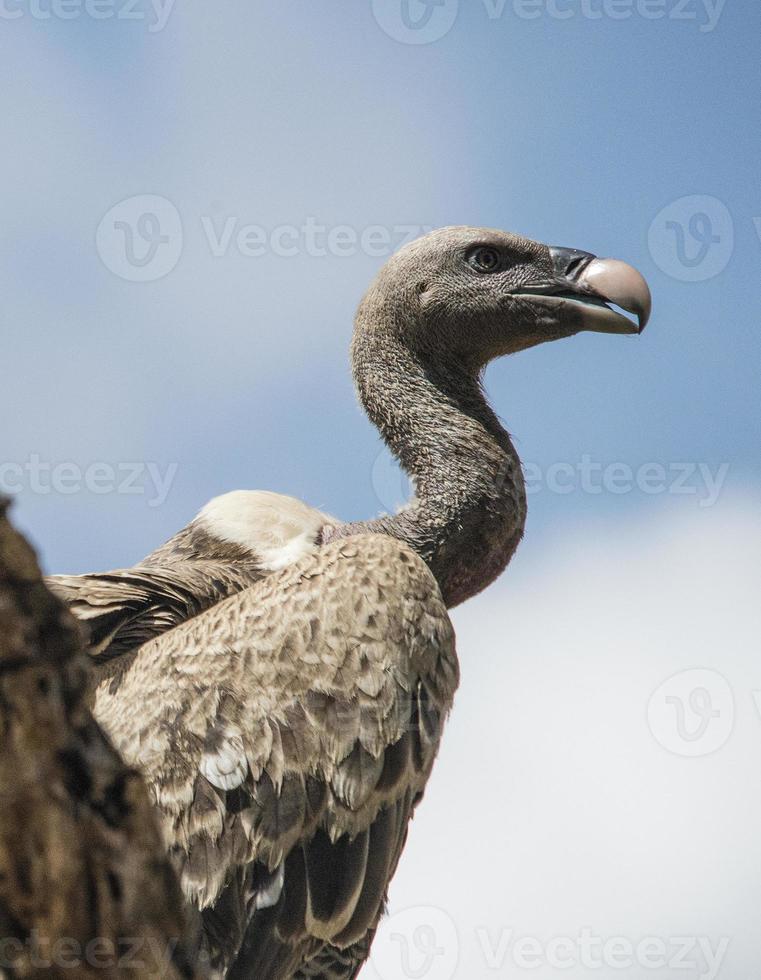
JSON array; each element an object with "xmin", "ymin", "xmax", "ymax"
[{"xmin": 515, "ymin": 246, "xmax": 652, "ymax": 336}]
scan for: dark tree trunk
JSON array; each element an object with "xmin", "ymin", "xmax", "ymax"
[{"xmin": 0, "ymin": 501, "xmax": 197, "ymax": 979}]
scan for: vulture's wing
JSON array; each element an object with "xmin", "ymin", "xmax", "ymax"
[
  {"xmin": 49, "ymin": 490, "xmax": 333, "ymax": 663},
  {"xmin": 48, "ymin": 561, "xmax": 263, "ymax": 660},
  {"xmin": 90, "ymin": 533, "xmax": 458, "ymax": 979}
]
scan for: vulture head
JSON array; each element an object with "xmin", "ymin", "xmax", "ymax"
[
  {"xmin": 355, "ymin": 226, "xmax": 651, "ymax": 372},
  {"xmin": 347, "ymin": 226, "xmax": 652, "ymax": 605}
]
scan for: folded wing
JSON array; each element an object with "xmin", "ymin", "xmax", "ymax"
[
  {"xmin": 90, "ymin": 534, "xmax": 458, "ymax": 978},
  {"xmin": 49, "ymin": 560, "xmax": 263, "ymax": 660}
]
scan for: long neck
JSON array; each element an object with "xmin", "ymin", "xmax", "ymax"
[{"xmin": 328, "ymin": 302, "xmax": 527, "ymax": 608}]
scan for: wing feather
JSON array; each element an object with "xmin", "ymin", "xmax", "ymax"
[
  {"xmin": 90, "ymin": 533, "xmax": 458, "ymax": 977},
  {"xmin": 49, "ymin": 561, "xmax": 262, "ymax": 659}
]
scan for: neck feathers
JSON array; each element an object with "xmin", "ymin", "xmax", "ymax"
[{"xmin": 333, "ymin": 301, "xmax": 526, "ymax": 607}]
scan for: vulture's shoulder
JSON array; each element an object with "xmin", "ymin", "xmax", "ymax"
[
  {"xmin": 91, "ymin": 534, "xmax": 458, "ymax": 975},
  {"xmin": 47, "ymin": 489, "xmax": 335, "ymax": 660}
]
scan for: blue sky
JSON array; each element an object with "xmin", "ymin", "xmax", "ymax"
[
  {"xmin": 1, "ymin": 3, "xmax": 759, "ymax": 976},
  {"xmin": 1, "ymin": 0, "xmax": 758, "ymax": 571}
]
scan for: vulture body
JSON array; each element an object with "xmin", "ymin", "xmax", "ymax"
[{"xmin": 51, "ymin": 227, "xmax": 651, "ymax": 978}]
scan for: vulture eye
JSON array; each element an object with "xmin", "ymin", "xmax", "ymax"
[{"xmin": 467, "ymin": 246, "xmax": 501, "ymax": 273}]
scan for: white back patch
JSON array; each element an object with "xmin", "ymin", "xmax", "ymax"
[{"xmin": 197, "ymin": 490, "xmax": 336, "ymax": 571}]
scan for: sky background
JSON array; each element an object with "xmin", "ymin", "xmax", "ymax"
[{"xmin": 1, "ymin": 1, "xmax": 759, "ymax": 977}]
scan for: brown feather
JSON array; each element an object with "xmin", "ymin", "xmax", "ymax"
[
  {"xmin": 304, "ymin": 827, "xmax": 370, "ymax": 940},
  {"xmin": 88, "ymin": 534, "xmax": 458, "ymax": 977}
]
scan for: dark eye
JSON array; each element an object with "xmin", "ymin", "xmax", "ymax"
[{"xmin": 467, "ymin": 246, "xmax": 501, "ymax": 273}]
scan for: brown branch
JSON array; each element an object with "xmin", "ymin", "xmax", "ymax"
[{"xmin": 0, "ymin": 500, "xmax": 197, "ymax": 979}]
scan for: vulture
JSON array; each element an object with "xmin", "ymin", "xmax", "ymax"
[{"xmin": 50, "ymin": 227, "xmax": 651, "ymax": 979}]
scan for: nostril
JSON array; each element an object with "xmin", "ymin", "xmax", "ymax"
[
  {"xmin": 565, "ymin": 254, "xmax": 594, "ymax": 280},
  {"xmin": 549, "ymin": 246, "xmax": 597, "ymax": 280}
]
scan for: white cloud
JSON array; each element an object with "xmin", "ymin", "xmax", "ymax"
[{"xmin": 369, "ymin": 499, "xmax": 761, "ymax": 979}]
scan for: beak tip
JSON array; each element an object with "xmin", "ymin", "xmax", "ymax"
[
  {"xmin": 637, "ymin": 288, "xmax": 653, "ymax": 334},
  {"xmin": 581, "ymin": 257, "xmax": 652, "ymax": 335}
]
